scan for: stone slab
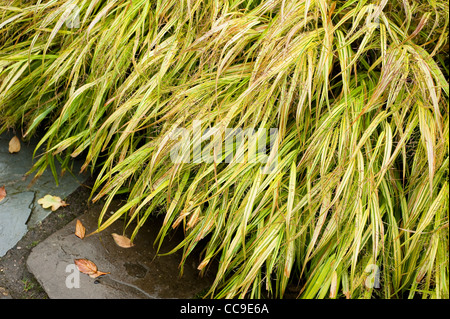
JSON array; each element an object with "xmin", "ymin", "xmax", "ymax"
[
  {"xmin": 0, "ymin": 132, "xmax": 89, "ymax": 257},
  {"xmin": 0, "ymin": 132, "xmax": 89, "ymax": 227},
  {"xmin": 27, "ymin": 200, "xmax": 215, "ymax": 299},
  {"xmin": 0, "ymin": 192, "xmax": 34, "ymax": 257}
]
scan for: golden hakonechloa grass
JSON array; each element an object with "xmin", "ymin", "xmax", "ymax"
[{"xmin": 0, "ymin": 0, "xmax": 448, "ymax": 299}]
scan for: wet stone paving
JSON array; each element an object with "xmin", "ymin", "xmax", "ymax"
[
  {"xmin": 0, "ymin": 131, "xmax": 215, "ymax": 299},
  {"xmin": 0, "ymin": 132, "xmax": 87, "ymax": 257}
]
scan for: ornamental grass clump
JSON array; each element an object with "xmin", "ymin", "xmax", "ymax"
[{"xmin": 0, "ymin": 0, "xmax": 448, "ymax": 298}]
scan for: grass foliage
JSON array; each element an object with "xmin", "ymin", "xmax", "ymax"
[{"xmin": 1, "ymin": 0, "xmax": 449, "ymax": 298}]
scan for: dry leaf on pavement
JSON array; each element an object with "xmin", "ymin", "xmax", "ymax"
[
  {"xmin": 37, "ymin": 194, "xmax": 68, "ymax": 211},
  {"xmin": 8, "ymin": 136, "xmax": 21, "ymax": 153},
  {"xmin": 74, "ymin": 259, "xmax": 110, "ymax": 278},
  {"xmin": 112, "ymin": 233, "xmax": 134, "ymax": 248},
  {"xmin": 0, "ymin": 186, "xmax": 6, "ymax": 203},
  {"xmin": 75, "ymin": 220, "xmax": 85, "ymax": 239}
]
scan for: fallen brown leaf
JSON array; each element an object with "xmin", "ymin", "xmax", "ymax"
[
  {"xmin": 112, "ymin": 233, "xmax": 134, "ymax": 248},
  {"xmin": 0, "ymin": 186, "xmax": 6, "ymax": 203},
  {"xmin": 74, "ymin": 259, "xmax": 110, "ymax": 278},
  {"xmin": 74, "ymin": 258, "xmax": 98, "ymax": 277},
  {"xmin": 8, "ymin": 136, "xmax": 21, "ymax": 153},
  {"xmin": 37, "ymin": 194, "xmax": 68, "ymax": 211},
  {"xmin": 75, "ymin": 220, "xmax": 85, "ymax": 239}
]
